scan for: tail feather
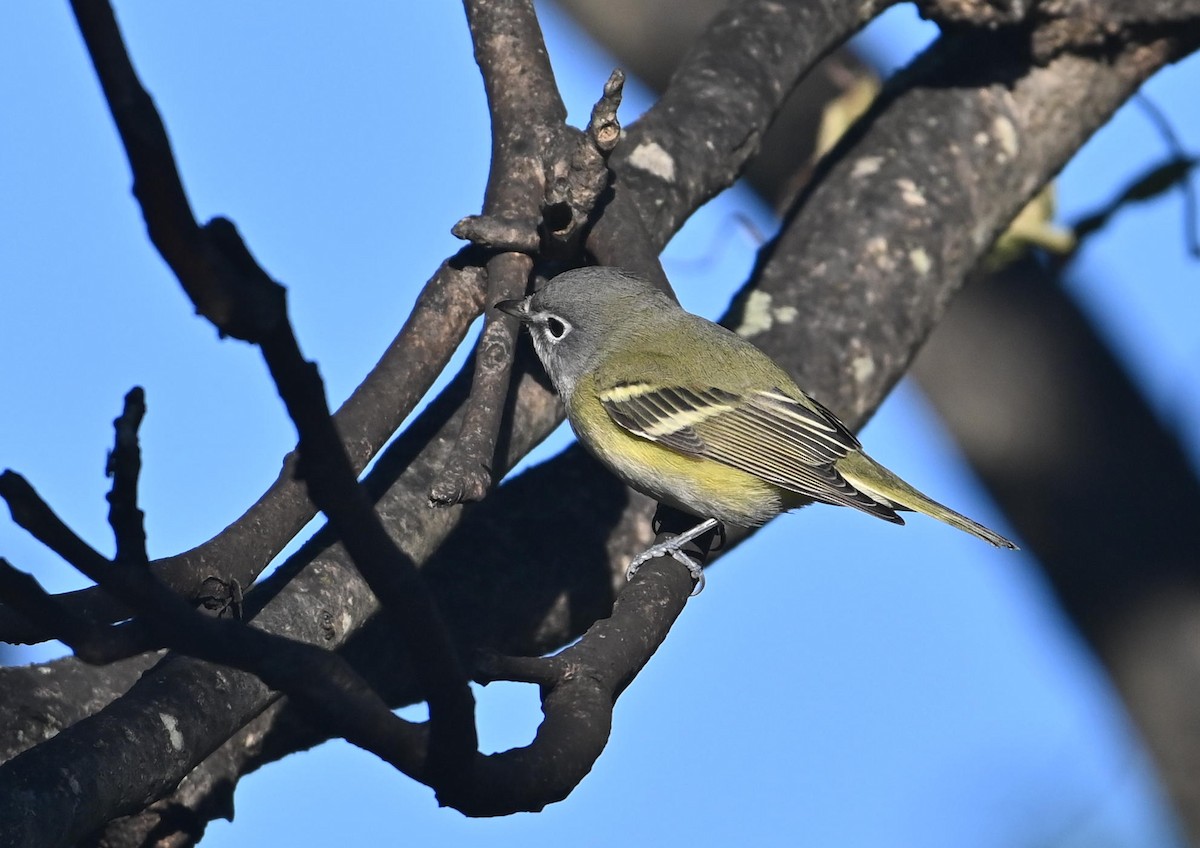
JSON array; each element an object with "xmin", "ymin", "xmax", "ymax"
[{"xmin": 836, "ymin": 451, "xmax": 1018, "ymax": 549}]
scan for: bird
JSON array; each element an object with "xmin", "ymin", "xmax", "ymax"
[{"xmin": 496, "ymin": 266, "xmax": 1016, "ymax": 588}]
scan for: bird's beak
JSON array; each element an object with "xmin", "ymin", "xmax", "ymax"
[{"xmin": 494, "ymin": 296, "xmax": 532, "ymax": 321}]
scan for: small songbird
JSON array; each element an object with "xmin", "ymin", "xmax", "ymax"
[{"xmin": 496, "ymin": 267, "xmax": 1016, "ymax": 587}]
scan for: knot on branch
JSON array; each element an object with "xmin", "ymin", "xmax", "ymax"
[
  {"xmin": 199, "ymin": 217, "xmax": 289, "ymax": 342},
  {"xmin": 198, "ymin": 575, "xmax": 245, "ymax": 620},
  {"xmin": 541, "ymin": 69, "xmax": 626, "ymax": 248}
]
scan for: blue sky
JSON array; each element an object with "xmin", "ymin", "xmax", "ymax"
[{"xmin": 2, "ymin": 3, "xmax": 1198, "ymax": 846}]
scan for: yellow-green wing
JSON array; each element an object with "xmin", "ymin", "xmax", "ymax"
[{"xmin": 599, "ymin": 383, "xmax": 902, "ymax": 521}]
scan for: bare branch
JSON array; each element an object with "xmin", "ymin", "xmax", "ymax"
[
  {"xmin": 434, "ymin": 0, "xmax": 565, "ymax": 504},
  {"xmin": 542, "ymin": 69, "xmax": 625, "ymax": 246},
  {"xmin": 613, "ymin": 0, "xmax": 895, "ymax": 249},
  {"xmin": 431, "ymin": 253, "xmax": 530, "ymax": 505},
  {"xmin": 745, "ymin": 30, "xmax": 1188, "ymax": 424},
  {"xmin": 0, "ymin": 472, "xmax": 121, "ymax": 585},
  {"xmin": 69, "ymin": 0, "xmax": 285, "ymax": 341},
  {"xmin": 588, "ymin": 69, "xmax": 625, "ymax": 153},
  {"xmin": 105, "ymin": 387, "xmax": 149, "ymax": 567},
  {"xmin": 583, "ymin": 0, "xmax": 888, "ymax": 286},
  {"xmin": 451, "ymin": 216, "xmax": 541, "ymax": 252},
  {"xmin": 0, "ymin": 559, "xmax": 158, "ymax": 664},
  {"xmin": 916, "ymin": 0, "xmax": 1200, "ymax": 59},
  {"xmin": 442, "ymin": 555, "xmax": 695, "ymax": 816}
]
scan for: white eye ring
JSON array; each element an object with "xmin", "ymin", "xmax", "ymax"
[{"xmin": 546, "ymin": 315, "xmax": 569, "ymax": 340}]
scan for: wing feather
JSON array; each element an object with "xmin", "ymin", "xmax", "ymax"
[{"xmin": 599, "ymin": 382, "xmax": 901, "ymax": 521}]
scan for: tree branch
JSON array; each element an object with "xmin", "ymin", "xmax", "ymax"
[
  {"xmin": 612, "ymin": 0, "xmax": 895, "ymax": 249},
  {"xmin": 917, "ymin": 0, "xmax": 1200, "ymax": 59},
  {"xmin": 69, "ymin": 0, "xmax": 284, "ymax": 342},
  {"xmin": 743, "ymin": 30, "xmax": 1187, "ymax": 423}
]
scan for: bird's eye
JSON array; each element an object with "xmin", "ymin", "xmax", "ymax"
[{"xmin": 546, "ymin": 316, "xmax": 568, "ymax": 340}]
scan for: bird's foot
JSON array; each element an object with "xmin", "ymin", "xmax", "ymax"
[{"xmin": 626, "ymin": 517, "xmax": 721, "ymax": 596}]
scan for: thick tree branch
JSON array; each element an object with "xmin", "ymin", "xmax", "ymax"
[
  {"xmin": 0, "ymin": 652, "xmax": 164, "ymax": 765},
  {"xmin": 612, "ymin": 0, "xmax": 895, "ymax": 249},
  {"xmin": 743, "ymin": 31, "xmax": 1188, "ymax": 423},
  {"xmin": 918, "ymin": 0, "xmax": 1200, "ymax": 59},
  {"xmin": 582, "ymin": 0, "xmax": 890, "ymax": 288}
]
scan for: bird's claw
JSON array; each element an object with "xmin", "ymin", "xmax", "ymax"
[{"xmin": 626, "ymin": 518, "xmax": 720, "ymax": 595}]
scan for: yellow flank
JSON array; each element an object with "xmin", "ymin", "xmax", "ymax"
[{"xmin": 570, "ymin": 370, "xmax": 789, "ymax": 526}]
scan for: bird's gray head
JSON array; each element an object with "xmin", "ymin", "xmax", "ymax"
[{"xmin": 495, "ymin": 267, "xmax": 676, "ymax": 400}]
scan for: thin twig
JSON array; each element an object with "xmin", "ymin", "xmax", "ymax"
[
  {"xmin": 1135, "ymin": 93, "xmax": 1200, "ymax": 257},
  {"xmin": 1, "ymin": 471, "xmax": 121, "ymax": 580},
  {"xmin": 71, "ymin": 0, "xmax": 286, "ymax": 341},
  {"xmin": 105, "ymin": 387, "xmax": 149, "ymax": 567}
]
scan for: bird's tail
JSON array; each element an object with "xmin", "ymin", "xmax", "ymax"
[{"xmin": 837, "ymin": 451, "xmax": 1017, "ymax": 549}]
